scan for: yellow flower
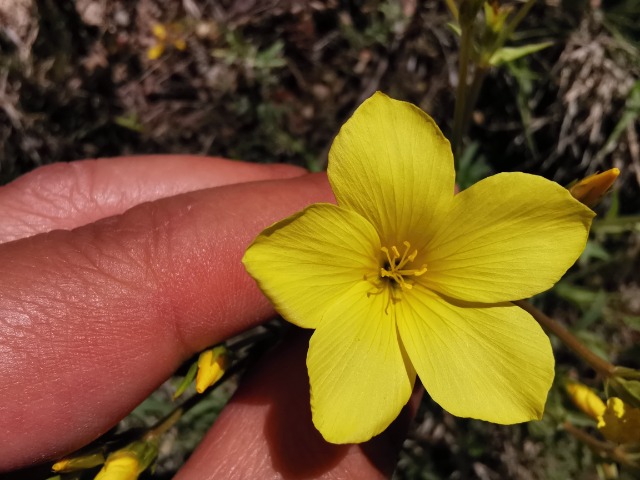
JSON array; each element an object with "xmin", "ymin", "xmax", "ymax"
[
  {"xmin": 566, "ymin": 382, "xmax": 606, "ymax": 419},
  {"xmin": 598, "ymin": 397, "xmax": 640, "ymax": 444},
  {"xmin": 243, "ymin": 92, "xmax": 594, "ymax": 443}
]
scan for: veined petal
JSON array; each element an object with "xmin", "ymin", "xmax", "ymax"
[
  {"xmin": 243, "ymin": 204, "xmax": 380, "ymax": 329},
  {"xmin": 422, "ymin": 173, "xmax": 594, "ymax": 303},
  {"xmin": 397, "ymin": 286, "xmax": 554, "ymax": 423},
  {"xmin": 328, "ymin": 92, "xmax": 455, "ymax": 247},
  {"xmin": 308, "ymin": 281, "xmax": 416, "ymax": 443}
]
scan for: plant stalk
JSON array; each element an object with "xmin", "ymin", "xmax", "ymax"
[
  {"xmin": 452, "ymin": 26, "xmax": 474, "ymax": 161},
  {"xmin": 515, "ymin": 300, "xmax": 616, "ymax": 378}
]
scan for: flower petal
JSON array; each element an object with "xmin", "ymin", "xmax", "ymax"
[
  {"xmin": 422, "ymin": 173, "xmax": 594, "ymax": 303},
  {"xmin": 328, "ymin": 92, "xmax": 455, "ymax": 247},
  {"xmin": 243, "ymin": 204, "xmax": 380, "ymax": 329},
  {"xmin": 397, "ymin": 286, "xmax": 554, "ymax": 423},
  {"xmin": 308, "ymin": 281, "xmax": 416, "ymax": 443}
]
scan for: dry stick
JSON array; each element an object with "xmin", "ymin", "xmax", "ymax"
[
  {"xmin": 562, "ymin": 422, "xmax": 633, "ymax": 467},
  {"xmin": 514, "ymin": 300, "xmax": 616, "ymax": 378}
]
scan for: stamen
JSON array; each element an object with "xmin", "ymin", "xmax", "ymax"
[{"xmin": 378, "ymin": 241, "xmax": 427, "ymax": 292}]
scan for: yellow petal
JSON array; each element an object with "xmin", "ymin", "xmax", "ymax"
[
  {"xmin": 308, "ymin": 281, "xmax": 415, "ymax": 443},
  {"xmin": 598, "ymin": 397, "xmax": 640, "ymax": 444},
  {"xmin": 396, "ymin": 286, "xmax": 554, "ymax": 423},
  {"xmin": 422, "ymin": 173, "xmax": 594, "ymax": 303},
  {"xmin": 243, "ymin": 204, "xmax": 380, "ymax": 329},
  {"xmin": 566, "ymin": 382, "xmax": 606, "ymax": 419},
  {"xmin": 328, "ymin": 92, "xmax": 455, "ymax": 248}
]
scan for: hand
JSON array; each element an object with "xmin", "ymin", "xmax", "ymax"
[{"xmin": 0, "ymin": 155, "xmax": 418, "ymax": 479}]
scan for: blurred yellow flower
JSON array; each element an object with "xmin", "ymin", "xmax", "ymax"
[
  {"xmin": 243, "ymin": 92, "xmax": 594, "ymax": 443},
  {"xmin": 566, "ymin": 382, "xmax": 606, "ymax": 419},
  {"xmin": 598, "ymin": 397, "xmax": 640, "ymax": 444}
]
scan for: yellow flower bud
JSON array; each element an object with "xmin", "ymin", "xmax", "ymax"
[
  {"xmin": 569, "ymin": 168, "xmax": 620, "ymax": 208},
  {"xmin": 151, "ymin": 24, "xmax": 167, "ymax": 41},
  {"xmin": 196, "ymin": 346, "xmax": 228, "ymax": 394},
  {"xmin": 94, "ymin": 441, "xmax": 158, "ymax": 480},
  {"xmin": 94, "ymin": 452, "xmax": 140, "ymax": 480},
  {"xmin": 566, "ymin": 382, "xmax": 606, "ymax": 419},
  {"xmin": 173, "ymin": 39, "xmax": 187, "ymax": 51},
  {"xmin": 598, "ymin": 397, "xmax": 640, "ymax": 444},
  {"xmin": 147, "ymin": 44, "xmax": 165, "ymax": 60},
  {"xmin": 51, "ymin": 452, "xmax": 105, "ymax": 473}
]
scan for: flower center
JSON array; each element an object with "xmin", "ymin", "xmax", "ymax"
[{"xmin": 379, "ymin": 241, "xmax": 427, "ymax": 290}]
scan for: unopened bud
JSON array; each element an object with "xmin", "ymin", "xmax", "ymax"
[
  {"xmin": 196, "ymin": 346, "xmax": 229, "ymax": 394},
  {"xmin": 569, "ymin": 168, "xmax": 620, "ymax": 208},
  {"xmin": 566, "ymin": 382, "xmax": 606, "ymax": 419},
  {"xmin": 94, "ymin": 440, "xmax": 157, "ymax": 480},
  {"xmin": 51, "ymin": 452, "xmax": 105, "ymax": 473}
]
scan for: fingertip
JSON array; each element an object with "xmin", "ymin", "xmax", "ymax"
[{"xmin": 177, "ymin": 331, "xmax": 411, "ymax": 480}]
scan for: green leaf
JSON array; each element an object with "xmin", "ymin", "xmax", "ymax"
[
  {"xmin": 489, "ymin": 42, "xmax": 553, "ymax": 67},
  {"xmin": 173, "ymin": 361, "xmax": 199, "ymax": 400},
  {"xmin": 605, "ymin": 375, "xmax": 640, "ymax": 409}
]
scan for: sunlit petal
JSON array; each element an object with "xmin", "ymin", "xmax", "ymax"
[
  {"xmin": 397, "ymin": 286, "xmax": 554, "ymax": 423},
  {"xmin": 328, "ymin": 92, "xmax": 455, "ymax": 247},
  {"xmin": 422, "ymin": 173, "xmax": 594, "ymax": 303},
  {"xmin": 243, "ymin": 204, "xmax": 380, "ymax": 328},
  {"xmin": 308, "ymin": 282, "xmax": 416, "ymax": 443}
]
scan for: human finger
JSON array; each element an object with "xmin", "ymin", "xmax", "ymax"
[
  {"xmin": 176, "ymin": 332, "xmax": 423, "ymax": 480},
  {"xmin": 0, "ymin": 155, "xmax": 306, "ymax": 243},
  {"xmin": 0, "ymin": 173, "xmax": 333, "ymax": 471}
]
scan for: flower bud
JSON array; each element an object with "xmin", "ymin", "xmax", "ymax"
[
  {"xmin": 94, "ymin": 440, "xmax": 158, "ymax": 480},
  {"xmin": 569, "ymin": 168, "xmax": 620, "ymax": 208},
  {"xmin": 196, "ymin": 346, "xmax": 229, "ymax": 394},
  {"xmin": 51, "ymin": 452, "xmax": 105, "ymax": 473},
  {"xmin": 566, "ymin": 382, "xmax": 606, "ymax": 419}
]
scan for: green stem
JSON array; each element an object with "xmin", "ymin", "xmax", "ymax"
[
  {"xmin": 461, "ymin": 65, "xmax": 488, "ymax": 138},
  {"xmin": 445, "ymin": 0, "xmax": 459, "ymax": 21},
  {"xmin": 145, "ymin": 333, "xmax": 275, "ymax": 440},
  {"xmin": 452, "ymin": 27, "xmax": 474, "ymax": 161},
  {"xmin": 562, "ymin": 422, "xmax": 634, "ymax": 467},
  {"xmin": 515, "ymin": 300, "xmax": 616, "ymax": 378}
]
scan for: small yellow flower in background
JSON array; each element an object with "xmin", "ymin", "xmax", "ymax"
[
  {"xmin": 196, "ymin": 346, "xmax": 228, "ymax": 394},
  {"xmin": 598, "ymin": 398, "xmax": 640, "ymax": 444},
  {"xmin": 147, "ymin": 23, "xmax": 188, "ymax": 60},
  {"xmin": 566, "ymin": 382, "xmax": 606, "ymax": 419},
  {"xmin": 243, "ymin": 92, "xmax": 594, "ymax": 443},
  {"xmin": 569, "ymin": 168, "xmax": 620, "ymax": 208}
]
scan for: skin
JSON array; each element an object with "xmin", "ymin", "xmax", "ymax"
[{"xmin": 0, "ymin": 155, "xmax": 419, "ymax": 478}]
